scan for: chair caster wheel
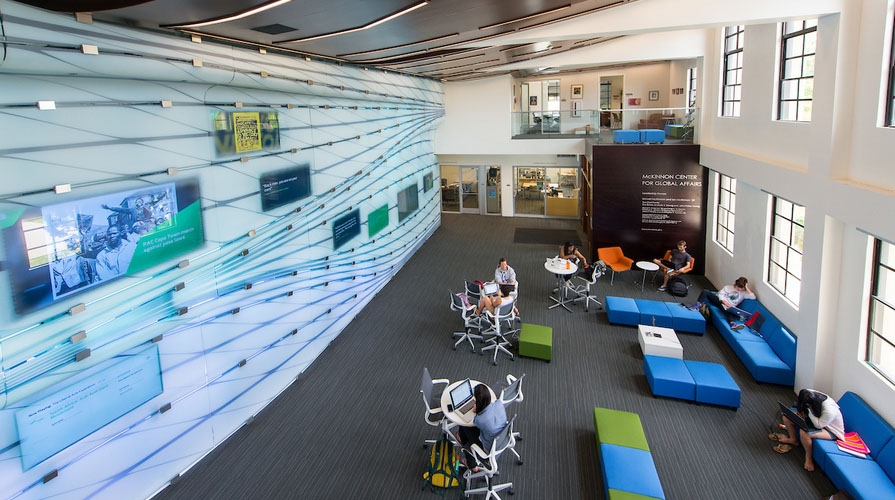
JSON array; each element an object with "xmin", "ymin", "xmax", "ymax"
[
  {"xmin": 493, "ymin": 361, "xmax": 498, "ymax": 366},
  {"xmin": 509, "ymin": 487, "xmax": 515, "ymax": 495},
  {"xmin": 452, "ymin": 346, "xmax": 458, "ymax": 351},
  {"xmin": 516, "ymin": 459, "xmax": 523, "ymax": 465}
]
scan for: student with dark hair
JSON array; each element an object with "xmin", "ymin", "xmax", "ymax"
[
  {"xmin": 494, "ymin": 257, "xmax": 516, "ymax": 285},
  {"xmin": 560, "ymin": 241, "xmax": 590, "ymax": 281},
  {"xmin": 654, "ymin": 240, "xmax": 693, "ymax": 291},
  {"xmin": 770, "ymin": 389, "xmax": 845, "ymax": 471},
  {"xmin": 695, "ymin": 276, "xmax": 755, "ymax": 330},
  {"xmin": 456, "ymin": 383, "xmax": 508, "ymax": 472}
]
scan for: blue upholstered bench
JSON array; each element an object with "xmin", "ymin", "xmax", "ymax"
[
  {"xmin": 613, "ymin": 130, "xmax": 640, "ymax": 144},
  {"xmin": 643, "ymin": 355, "xmax": 740, "ymax": 409},
  {"xmin": 605, "ymin": 297, "xmax": 705, "ymax": 335},
  {"xmin": 600, "ymin": 444, "xmax": 666, "ymax": 499},
  {"xmin": 640, "ymin": 129, "xmax": 665, "ymax": 143}
]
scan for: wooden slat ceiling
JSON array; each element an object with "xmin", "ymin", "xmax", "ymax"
[{"xmin": 19, "ymin": 0, "xmax": 639, "ymax": 81}]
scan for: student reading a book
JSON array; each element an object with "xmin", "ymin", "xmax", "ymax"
[
  {"xmin": 695, "ymin": 277, "xmax": 755, "ymax": 330},
  {"xmin": 770, "ymin": 389, "xmax": 845, "ymax": 471}
]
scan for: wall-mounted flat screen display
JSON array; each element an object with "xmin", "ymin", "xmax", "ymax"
[
  {"xmin": 397, "ymin": 183, "xmax": 419, "ymax": 222},
  {"xmin": 332, "ymin": 209, "xmax": 360, "ymax": 250},
  {"xmin": 259, "ymin": 165, "xmax": 311, "ymax": 211},
  {"xmin": 212, "ymin": 110, "xmax": 280, "ymax": 156},
  {"xmin": 368, "ymin": 204, "xmax": 389, "ymax": 238},
  {"xmin": 0, "ymin": 179, "xmax": 204, "ymax": 315},
  {"xmin": 423, "ymin": 172, "xmax": 434, "ymax": 192}
]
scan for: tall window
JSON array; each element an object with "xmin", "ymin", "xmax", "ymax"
[
  {"xmin": 600, "ymin": 81, "xmax": 611, "ymax": 109},
  {"xmin": 686, "ymin": 67, "xmax": 697, "ymax": 109},
  {"xmin": 721, "ymin": 25, "xmax": 744, "ymax": 117},
  {"xmin": 887, "ymin": 14, "xmax": 895, "ymax": 126},
  {"xmin": 778, "ymin": 20, "xmax": 817, "ymax": 122},
  {"xmin": 867, "ymin": 239, "xmax": 895, "ymax": 384},
  {"xmin": 768, "ymin": 197, "xmax": 805, "ymax": 305},
  {"xmin": 715, "ymin": 174, "xmax": 736, "ymax": 253}
]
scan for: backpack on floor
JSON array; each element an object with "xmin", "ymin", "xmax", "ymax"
[
  {"xmin": 421, "ymin": 437, "xmax": 460, "ymax": 493},
  {"xmin": 667, "ymin": 277, "xmax": 689, "ymax": 297}
]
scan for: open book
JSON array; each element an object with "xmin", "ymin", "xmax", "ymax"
[{"xmin": 836, "ymin": 432, "xmax": 870, "ymax": 458}]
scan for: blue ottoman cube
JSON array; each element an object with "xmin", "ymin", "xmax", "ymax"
[
  {"xmin": 635, "ymin": 300, "xmax": 673, "ymax": 328},
  {"xmin": 667, "ymin": 304, "xmax": 706, "ymax": 335},
  {"xmin": 643, "ymin": 355, "xmax": 695, "ymax": 401},
  {"xmin": 606, "ymin": 296, "xmax": 640, "ymax": 326},
  {"xmin": 685, "ymin": 360, "xmax": 741, "ymax": 409},
  {"xmin": 613, "ymin": 129, "xmax": 640, "ymax": 144},
  {"xmin": 600, "ymin": 443, "xmax": 666, "ymax": 499},
  {"xmin": 640, "ymin": 129, "xmax": 665, "ymax": 143}
]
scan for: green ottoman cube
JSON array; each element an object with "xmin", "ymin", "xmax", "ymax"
[
  {"xmin": 519, "ymin": 323, "xmax": 553, "ymax": 361},
  {"xmin": 593, "ymin": 408, "xmax": 649, "ymax": 451}
]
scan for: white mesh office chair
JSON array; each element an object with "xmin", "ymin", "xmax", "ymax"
[
  {"xmin": 464, "ymin": 414, "xmax": 522, "ymax": 499},
  {"xmin": 498, "ymin": 373, "xmax": 525, "ymax": 407},
  {"xmin": 480, "ymin": 300, "xmax": 517, "ymax": 365},
  {"xmin": 450, "ymin": 290, "xmax": 483, "ymax": 352},
  {"xmin": 571, "ymin": 260, "xmax": 606, "ymax": 311},
  {"xmin": 419, "ymin": 367, "xmax": 451, "ymax": 447}
]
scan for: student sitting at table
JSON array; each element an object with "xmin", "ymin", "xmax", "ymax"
[
  {"xmin": 476, "ymin": 284, "xmax": 517, "ymax": 316},
  {"xmin": 456, "ymin": 383, "xmax": 508, "ymax": 472},
  {"xmin": 494, "ymin": 257, "xmax": 516, "ymax": 285},
  {"xmin": 560, "ymin": 241, "xmax": 590, "ymax": 281}
]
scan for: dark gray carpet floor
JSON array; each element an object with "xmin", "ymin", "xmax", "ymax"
[{"xmin": 153, "ymin": 213, "xmax": 837, "ymax": 500}]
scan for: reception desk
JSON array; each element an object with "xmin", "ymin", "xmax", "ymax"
[{"xmin": 546, "ymin": 196, "xmax": 577, "ymax": 216}]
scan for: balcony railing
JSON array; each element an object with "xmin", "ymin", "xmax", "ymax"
[{"xmin": 512, "ymin": 107, "xmax": 698, "ymax": 144}]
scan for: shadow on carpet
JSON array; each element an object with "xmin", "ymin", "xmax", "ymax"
[{"xmin": 513, "ymin": 228, "xmax": 579, "ymax": 245}]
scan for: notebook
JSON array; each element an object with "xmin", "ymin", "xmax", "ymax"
[
  {"xmin": 450, "ymin": 379, "xmax": 476, "ymax": 415},
  {"xmin": 778, "ymin": 402, "xmax": 822, "ymax": 434},
  {"xmin": 482, "ymin": 282, "xmax": 499, "ymax": 296}
]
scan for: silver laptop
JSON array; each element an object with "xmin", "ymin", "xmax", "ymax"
[
  {"xmin": 482, "ymin": 282, "xmax": 499, "ymax": 296},
  {"xmin": 450, "ymin": 379, "xmax": 476, "ymax": 414}
]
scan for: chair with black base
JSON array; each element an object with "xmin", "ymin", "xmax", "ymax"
[
  {"xmin": 463, "ymin": 414, "xmax": 522, "ymax": 500},
  {"xmin": 450, "ymin": 290, "xmax": 482, "ymax": 352}
]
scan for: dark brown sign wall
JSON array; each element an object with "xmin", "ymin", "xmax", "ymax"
[{"xmin": 591, "ymin": 144, "xmax": 706, "ymax": 274}]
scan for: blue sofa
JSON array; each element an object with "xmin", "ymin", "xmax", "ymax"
[
  {"xmin": 705, "ymin": 298, "xmax": 796, "ymax": 385},
  {"xmin": 814, "ymin": 391, "xmax": 895, "ymax": 500}
]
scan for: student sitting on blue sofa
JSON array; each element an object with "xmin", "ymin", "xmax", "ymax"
[
  {"xmin": 770, "ymin": 389, "xmax": 845, "ymax": 471},
  {"xmin": 695, "ymin": 277, "xmax": 755, "ymax": 330}
]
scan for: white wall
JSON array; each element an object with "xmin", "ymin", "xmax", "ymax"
[{"xmin": 699, "ymin": 2, "xmax": 895, "ymax": 418}]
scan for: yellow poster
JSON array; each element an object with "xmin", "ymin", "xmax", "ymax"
[{"xmin": 232, "ymin": 112, "xmax": 262, "ymax": 153}]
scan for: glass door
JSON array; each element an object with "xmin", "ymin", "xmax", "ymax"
[
  {"xmin": 486, "ymin": 166, "xmax": 501, "ymax": 214},
  {"xmin": 515, "ymin": 167, "xmax": 546, "ymax": 216},
  {"xmin": 459, "ymin": 166, "xmax": 480, "ymax": 213}
]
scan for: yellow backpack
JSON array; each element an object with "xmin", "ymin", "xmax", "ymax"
[{"xmin": 422, "ymin": 438, "xmax": 460, "ymax": 490}]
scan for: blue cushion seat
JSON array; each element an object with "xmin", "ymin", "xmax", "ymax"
[
  {"xmin": 634, "ymin": 299, "xmax": 673, "ymax": 328},
  {"xmin": 640, "ymin": 129, "xmax": 665, "ymax": 143},
  {"xmin": 606, "ymin": 296, "xmax": 640, "ymax": 326},
  {"xmin": 600, "ymin": 443, "xmax": 666, "ymax": 499},
  {"xmin": 643, "ymin": 355, "xmax": 695, "ymax": 401},
  {"xmin": 684, "ymin": 360, "xmax": 740, "ymax": 409},
  {"xmin": 666, "ymin": 305, "xmax": 706, "ymax": 334},
  {"xmin": 613, "ymin": 129, "xmax": 640, "ymax": 143}
]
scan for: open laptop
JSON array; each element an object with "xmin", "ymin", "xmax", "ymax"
[
  {"xmin": 777, "ymin": 402, "xmax": 822, "ymax": 434},
  {"xmin": 482, "ymin": 282, "xmax": 499, "ymax": 296},
  {"xmin": 449, "ymin": 379, "xmax": 476, "ymax": 415}
]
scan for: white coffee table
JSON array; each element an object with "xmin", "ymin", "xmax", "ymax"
[
  {"xmin": 635, "ymin": 261, "xmax": 660, "ymax": 291},
  {"xmin": 637, "ymin": 324, "xmax": 682, "ymax": 359}
]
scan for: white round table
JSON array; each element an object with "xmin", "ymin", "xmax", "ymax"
[
  {"xmin": 440, "ymin": 379, "xmax": 495, "ymax": 427},
  {"xmin": 545, "ymin": 258, "xmax": 578, "ymax": 312},
  {"xmin": 635, "ymin": 261, "xmax": 660, "ymax": 291}
]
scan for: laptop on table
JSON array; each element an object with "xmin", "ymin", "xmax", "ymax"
[
  {"xmin": 778, "ymin": 402, "xmax": 822, "ymax": 434},
  {"xmin": 449, "ymin": 379, "xmax": 476, "ymax": 415},
  {"xmin": 482, "ymin": 282, "xmax": 499, "ymax": 296}
]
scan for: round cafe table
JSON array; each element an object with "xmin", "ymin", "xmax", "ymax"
[
  {"xmin": 635, "ymin": 261, "xmax": 660, "ymax": 291},
  {"xmin": 545, "ymin": 258, "xmax": 577, "ymax": 312},
  {"xmin": 440, "ymin": 379, "xmax": 496, "ymax": 427}
]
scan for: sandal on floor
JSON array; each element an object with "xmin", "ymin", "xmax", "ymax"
[
  {"xmin": 768, "ymin": 433, "xmax": 784, "ymax": 442},
  {"xmin": 773, "ymin": 444, "xmax": 793, "ymax": 454}
]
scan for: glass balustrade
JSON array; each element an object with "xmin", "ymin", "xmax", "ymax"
[{"xmin": 511, "ymin": 107, "xmax": 698, "ymax": 144}]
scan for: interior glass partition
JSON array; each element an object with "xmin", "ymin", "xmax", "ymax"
[{"xmin": 514, "ymin": 167, "xmax": 580, "ymax": 217}]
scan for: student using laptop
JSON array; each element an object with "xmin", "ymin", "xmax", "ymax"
[
  {"xmin": 475, "ymin": 283, "xmax": 516, "ymax": 316},
  {"xmin": 694, "ymin": 276, "xmax": 756, "ymax": 330},
  {"xmin": 770, "ymin": 389, "xmax": 845, "ymax": 471},
  {"xmin": 456, "ymin": 383, "xmax": 508, "ymax": 472}
]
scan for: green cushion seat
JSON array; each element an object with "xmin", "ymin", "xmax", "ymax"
[
  {"xmin": 593, "ymin": 408, "xmax": 649, "ymax": 451},
  {"xmin": 608, "ymin": 489, "xmax": 663, "ymax": 500},
  {"xmin": 518, "ymin": 323, "xmax": 553, "ymax": 361}
]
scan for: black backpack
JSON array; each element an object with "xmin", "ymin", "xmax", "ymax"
[{"xmin": 667, "ymin": 277, "xmax": 689, "ymax": 297}]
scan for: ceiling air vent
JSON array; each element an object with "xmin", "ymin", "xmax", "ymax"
[{"xmin": 252, "ymin": 24, "xmax": 297, "ymax": 35}]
